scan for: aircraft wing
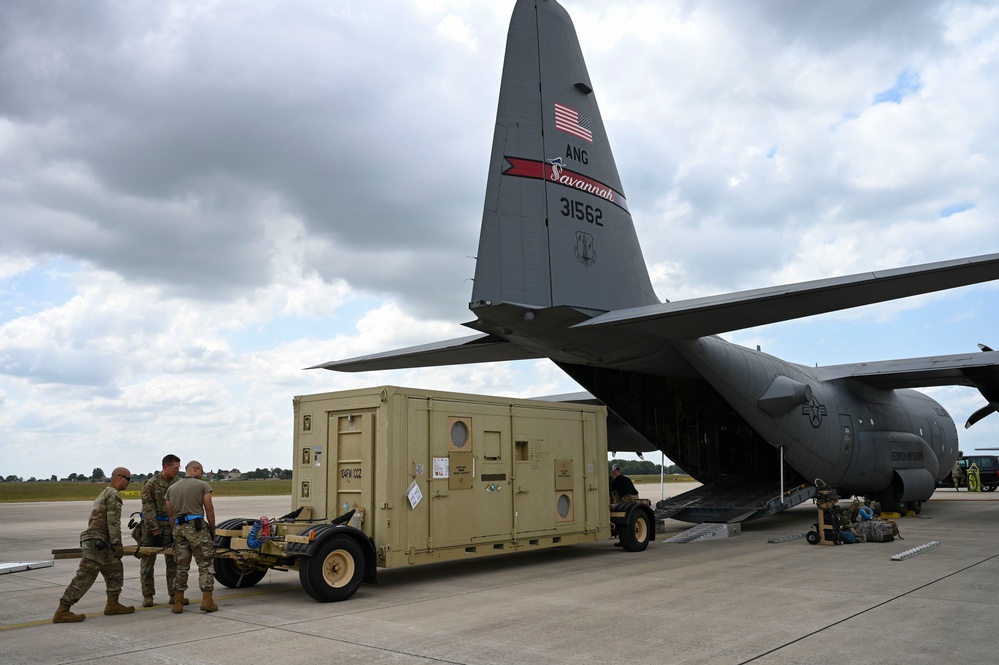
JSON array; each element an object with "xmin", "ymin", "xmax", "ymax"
[
  {"xmin": 815, "ymin": 351, "xmax": 999, "ymax": 390},
  {"xmin": 574, "ymin": 253, "xmax": 999, "ymax": 339},
  {"xmin": 310, "ymin": 333, "xmax": 544, "ymax": 372}
]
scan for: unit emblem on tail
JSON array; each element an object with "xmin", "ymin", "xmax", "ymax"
[{"xmin": 575, "ymin": 231, "xmax": 596, "ymax": 266}]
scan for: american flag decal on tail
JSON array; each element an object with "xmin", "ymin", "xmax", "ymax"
[{"xmin": 554, "ymin": 102, "xmax": 593, "ymax": 142}]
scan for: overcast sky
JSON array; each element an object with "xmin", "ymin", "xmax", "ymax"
[{"xmin": 2, "ymin": 0, "xmax": 999, "ymax": 480}]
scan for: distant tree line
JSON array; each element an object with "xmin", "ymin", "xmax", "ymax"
[
  {"xmin": 608, "ymin": 459, "xmax": 687, "ymax": 475},
  {"xmin": 1, "ymin": 466, "xmax": 294, "ymax": 483}
]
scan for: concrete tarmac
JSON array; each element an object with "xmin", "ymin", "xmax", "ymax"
[{"xmin": 2, "ymin": 486, "xmax": 998, "ymax": 664}]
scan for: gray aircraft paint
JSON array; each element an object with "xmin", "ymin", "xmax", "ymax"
[
  {"xmin": 471, "ymin": 0, "xmax": 658, "ymax": 313},
  {"xmin": 315, "ymin": 0, "xmax": 999, "ymax": 516}
]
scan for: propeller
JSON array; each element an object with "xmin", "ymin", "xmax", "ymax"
[{"xmin": 965, "ymin": 343, "xmax": 999, "ymax": 429}]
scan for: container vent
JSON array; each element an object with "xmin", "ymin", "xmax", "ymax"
[
  {"xmin": 555, "ymin": 491, "xmax": 574, "ymax": 522},
  {"xmin": 450, "ymin": 419, "xmax": 469, "ymax": 449}
]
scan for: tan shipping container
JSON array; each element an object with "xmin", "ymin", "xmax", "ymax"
[{"xmin": 291, "ymin": 385, "xmax": 611, "ymax": 568}]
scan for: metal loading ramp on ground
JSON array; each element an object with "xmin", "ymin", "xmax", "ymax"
[
  {"xmin": 655, "ymin": 477, "xmax": 816, "ymax": 525},
  {"xmin": 664, "ymin": 522, "xmax": 741, "ymax": 543}
]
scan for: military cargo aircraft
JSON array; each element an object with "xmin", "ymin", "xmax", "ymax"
[{"xmin": 315, "ymin": 0, "xmax": 999, "ymax": 521}]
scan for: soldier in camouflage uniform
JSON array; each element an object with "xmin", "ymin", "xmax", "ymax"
[
  {"xmin": 165, "ymin": 460, "xmax": 218, "ymax": 613},
  {"xmin": 139, "ymin": 454, "xmax": 182, "ymax": 607},
  {"xmin": 53, "ymin": 467, "xmax": 136, "ymax": 623}
]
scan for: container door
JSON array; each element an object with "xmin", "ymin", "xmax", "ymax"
[
  {"xmin": 422, "ymin": 399, "xmax": 515, "ymax": 549},
  {"xmin": 513, "ymin": 406, "xmax": 598, "ymax": 537},
  {"xmin": 326, "ymin": 409, "xmax": 375, "ymax": 537}
]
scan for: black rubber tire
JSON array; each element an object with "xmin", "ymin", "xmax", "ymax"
[
  {"xmin": 211, "ymin": 517, "xmax": 268, "ymax": 588},
  {"xmin": 212, "ymin": 518, "xmax": 250, "ymax": 548},
  {"xmin": 876, "ymin": 482, "xmax": 905, "ymax": 514},
  {"xmin": 806, "ymin": 530, "xmax": 820, "ymax": 545},
  {"xmin": 618, "ymin": 507, "xmax": 651, "ymax": 552},
  {"xmin": 299, "ymin": 534, "xmax": 365, "ymax": 602},
  {"xmin": 214, "ymin": 557, "xmax": 267, "ymax": 589},
  {"xmin": 907, "ymin": 500, "xmax": 922, "ymax": 515},
  {"xmin": 986, "ymin": 485, "xmax": 998, "ymax": 493}
]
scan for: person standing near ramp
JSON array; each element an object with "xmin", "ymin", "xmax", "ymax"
[
  {"xmin": 165, "ymin": 460, "xmax": 217, "ymax": 613},
  {"xmin": 53, "ymin": 467, "xmax": 135, "ymax": 623},
  {"xmin": 139, "ymin": 453, "xmax": 182, "ymax": 607},
  {"xmin": 610, "ymin": 464, "xmax": 640, "ymax": 503}
]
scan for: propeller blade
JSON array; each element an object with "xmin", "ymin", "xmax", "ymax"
[{"xmin": 965, "ymin": 404, "xmax": 997, "ymax": 429}]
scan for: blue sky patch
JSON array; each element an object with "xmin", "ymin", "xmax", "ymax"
[
  {"xmin": 0, "ymin": 258, "xmax": 79, "ymax": 326},
  {"xmin": 873, "ymin": 69, "xmax": 922, "ymax": 104},
  {"xmin": 940, "ymin": 202, "xmax": 974, "ymax": 217}
]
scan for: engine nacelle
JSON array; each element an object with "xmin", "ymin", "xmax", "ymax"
[{"xmin": 839, "ymin": 430, "xmax": 938, "ymax": 500}]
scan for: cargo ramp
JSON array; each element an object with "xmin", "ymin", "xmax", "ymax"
[{"xmin": 655, "ymin": 477, "xmax": 816, "ymax": 525}]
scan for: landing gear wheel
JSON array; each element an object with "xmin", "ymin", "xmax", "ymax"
[
  {"xmin": 905, "ymin": 500, "xmax": 922, "ymax": 515},
  {"xmin": 618, "ymin": 508, "xmax": 651, "ymax": 552},
  {"xmin": 299, "ymin": 535, "xmax": 365, "ymax": 602},
  {"xmin": 806, "ymin": 530, "xmax": 820, "ymax": 545},
  {"xmin": 214, "ymin": 558, "xmax": 267, "ymax": 588},
  {"xmin": 876, "ymin": 483, "xmax": 905, "ymax": 515}
]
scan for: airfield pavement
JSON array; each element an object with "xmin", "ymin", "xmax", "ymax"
[{"xmin": 1, "ymin": 485, "xmax": 998, "ymax": 665}]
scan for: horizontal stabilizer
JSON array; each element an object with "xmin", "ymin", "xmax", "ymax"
[
  {"xmin": 311, "ymin": 334, "xmax": 544, "ymax": 372},
  {"xmin": 575, "ymin": 253, "xmax": 999, "ymax": 338}
]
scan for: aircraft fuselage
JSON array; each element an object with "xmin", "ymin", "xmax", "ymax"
[{"xmin": 469, "ymin": 303, "xmax": 957, "ymax": 509}]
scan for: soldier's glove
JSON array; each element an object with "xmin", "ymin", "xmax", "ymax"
[{"xmin": 113, "ymin": 544, "xmax": 124, "ymax": 560}]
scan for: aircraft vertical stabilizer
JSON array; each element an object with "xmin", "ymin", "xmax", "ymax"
[{"xmin": 471, "ymin": 0, "xmax": 660, "ymax": 314}]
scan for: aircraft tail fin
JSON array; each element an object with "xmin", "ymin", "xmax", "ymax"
[{"xmin": 470, "ymin": 0, "xmax": 659, "ymax": 314}]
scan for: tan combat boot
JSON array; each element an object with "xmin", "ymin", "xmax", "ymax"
[
  {"xmin": 142, "ymin": 596, "xmax": 154, "ymax": 607},
  {"xmin": 104, "ymin": 594, "xmax": 135, "ymax": 615},
  {"xmin": 200, "ymin": 590, "xmax": 218, "ymax": 613},
  {"xmin": 168, "ymin": 590, "xmax": 190, "ymax": 605},
  {"xmin": 171, "ymin": 591, "xmax": 184, "ymax": 614},
  {"xmin": 53, "ymin": 602, "xmax": 86, "ymax": 623}
]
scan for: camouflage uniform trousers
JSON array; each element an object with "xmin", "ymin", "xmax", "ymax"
[
  {"xmin": 619, "ymin": 494, "xmax": 639, "ymax": 503},
  {"xmin": 173, "ymin": 521, "xmax": 215, "ymax": 593},
  {"xmin": 60, "ymin": 539, "xmax": 123, "ymax": 606},
  {"xmin": 139, "ymin": 525, "xmax": 177, "ymax": 598}
]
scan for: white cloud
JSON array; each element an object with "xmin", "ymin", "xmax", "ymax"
[{"xmin": 2, "ymin": 0, "xmax": 998, "ymax": 477}]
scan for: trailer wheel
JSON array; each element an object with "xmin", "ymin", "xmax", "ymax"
[
  {"xmin": 213, "ymin": 517, "xmax": 250, "ymax": 548},
  {"xmin": 806, "ymin": 529, "xmax": 820, "ymax": 545},
  {"xmin": 299, "ymin": 534, "xmax": 365, "ymax": 602},
  {"xmin": 215, "ymin": 558, "xmax": 267, "ymax": 589},
  {"xmin": 618, "ymin": 507, "xmax": 651, "ymax": 552}
]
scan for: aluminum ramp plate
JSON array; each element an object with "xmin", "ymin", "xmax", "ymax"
[
  {"xmin": 0, "ymin": 560, "xmax": 54, "ymax": 575},
  {"xmin": 655, "ymin": 478, "xmax": 816, "ymax": 524},
  {"xmin": 665, "ymin": 522, "xmax": 742, "ymax": 543}
]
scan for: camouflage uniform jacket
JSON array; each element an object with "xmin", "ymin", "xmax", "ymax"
[
  {"xmin": 79, "ymin": 485, "xmax": 123, "ymax": 547},
  {"xmin": 141, "ymin": 473, "xmax": 179, "ymax": 534}
]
